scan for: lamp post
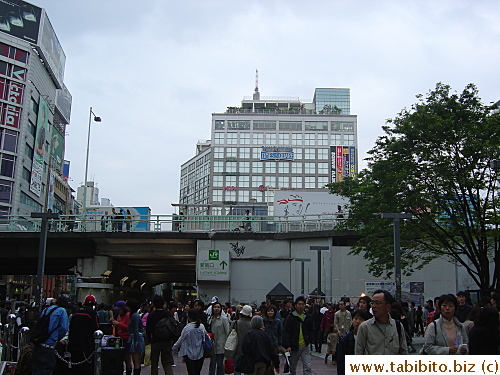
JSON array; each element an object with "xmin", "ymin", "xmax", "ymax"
[
  {"xmin": 381, "ymin": 213, "xmax": 412, "ymax": 301},
  {"xmin": 82, "ymin": 107, "xmax": 101, "ymax": 229}
]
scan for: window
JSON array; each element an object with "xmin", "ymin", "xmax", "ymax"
[
  {"xmin": 214, "ymin": 147, "xmax": 224, "ymax": 159},
  {"xmin": 317, "ymin": 177, "xmax": 328, "ymax": 187},
  {"xmin": 265, "ymin": 162, "xmax": 276, "ymax": 174},
  {"xmin": 305, "ymin": 121, "xmax": 328, "ymax": 131},
  {"xmin": 240, "ymin": 133, "xmax": 250, "ymax": 145},
  {"xmin": 278, "ymin": 176, "xmax": 289, "ymax": 187},
  {"xmin": 28, "ymin": 120, "xmax": 36, "ymax": 137},
  {"xmin": 225, "ymin": 176, "xmax": 236, "ymax": 186},
  {"xmin": 226, "ymin": 147, "xmax": 237, "ymax": 157},
  {"xmin": 239, "ymin": 190, "xmax": 249, "ymax": 202},
  {"xmin": 317, "ymin": 134, "xmax": 329, "ymax": 145},
  {"xmin": 305, "ymin": 134, "xmax": 315, "ymax": 145},
  {"xmin": 20, "ymin": 192, "xmax": 42, "ymax": 212},
  {"xmin": 264, "ymin": 133, "xmax": 276, "ymax": 145},
  {"xmin": 0, "ymin": 154, "xmax": 15, "ymax": 177},
  {"xmin": 240, "ymin": 147, "xmax": 250, "ymax": 158},
  {"xmin": 252, "ymin": 176, "xmax": 263, "ymax": 187},
  {"xmin": 225, "ymin": 190, "xmax": 236, "ymax": 201},
  {"xmin": 278, "ymin": 133, "xmax": 290, "ymax": 145},
  {"xmin": 291, "ymin": 162, "xmax": 303, "ymax": 174},
  {"xmin": 239, "ymin": 175, "xmax": 249, "ymax": 187},
  {"xmin": 227, "ymin": 133, "xmax": 238, "ymax": 144},
  {"xmin": 253, "ymin": 133, "xmax": 263, "ymax": 145},
  {"xmin": 318, "ymin": 148, "xmax": 329, "ymax": 160},
  {"xmin": 213, "ymin": 175, "xmax": 223, "ymax": 187},
  {"xmin": 239, "ymin": 161, "xmax": 250, "ymax": 173},
  {"xmin": 345, "ymin": 134, "xmax": 355, "ymax": 145},
  {"xmin": 212, "ymin": 190, "xmax": 223, "ymax": 201},
  {"xmin": 253, "ymin": 121, "xmax": 276, "ymax": 130},
  {"xmin": 214, "ymin": 120, "xmax": 225, "ymax": 129},
  {"xmin": 252, "ymin": 161, "xmax": 263, "ymax": 173},
  {"xmin": 291, "ymin": 177, "xmax": 303, "ymax": 188},
  {"xmin": 225, "ymin": 162, "xmax": 237, "ymax": 172},
  {"xmin": 331, "ymin": 121, "xmax": 355, "ymax": 131},
  {"xmin": 214, "ymin": 133, "xmax": 224, "ymax": 144},
  {"xmin": 305, "ymin": 162, "xmax": 316, "ymax": 174},
  {"xmin": 305, "ymin": 177, "xmax": 315, "ymax": 188},
  {"xmin": 318, "ymin": 163, "xmax": 329, "ymax": 174},
  {"xmin": 278, "ymin": 162, "xmax": 289, "ymax": 174},
  {"xmin": 228, "ymin": 121, "xmax": 250, "ymax": 130},
  {"xmin": 304, "ymin": 149, "xmax": 315, "ymax": 159},
  {"xmin": 265, "ymin": 175, "xmax": 276, "ymax": 186},
  {"xmin": 251, "ymin": 190, "xmax": 264, "ymax": 202},
  {"xmin": 22, "ymin": 167, "xmax": 30, "ymax": 182},
  {"xmin": 253, "ymin": 147, "xmax": 261, "ymax": 159},
  {"xmin": 214, "ymin": 161, "xmax": 223, "ymax": 172},
  {"xmin": 0, "ymin": 179, "xmax": 12, "ymax": 203},
  {"xmin": 3, "ymin": 130, "xmax": 18, "ymax": 152},
  {"xmin": 291, "ymin": 133, "xmax": 302, "ymax": 145},
  {"xmin": 332, "ymin": 135, "xmax": 342, "ymax": 145},
  {"xmin": 294, "ymin": 149, "xmax": 302, "ymax": 160},
  {"xmin": 279, "ymin": 121, "xmax": 302, "ymax": 130}
]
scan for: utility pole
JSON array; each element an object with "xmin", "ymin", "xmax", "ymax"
[
  {"xmin": 31, "ymin": 212, "xmax": 59, "ymax": 311},
  {"xmin": 381, "ymin": 213, "xmax": 412, "ymax": 301}
]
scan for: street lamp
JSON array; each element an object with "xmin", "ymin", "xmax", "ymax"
[{"xmin": 82, "ymin": 107, "xmax": 101, "ymax": 229}]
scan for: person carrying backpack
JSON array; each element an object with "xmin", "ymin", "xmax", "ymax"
[
  {"xmin": 32, "ymin": 297, "xmax": 69, "ymax": 375},
  {"xmin": 146, "ymin": 295, "xmax": 174, "ymax": 375}
]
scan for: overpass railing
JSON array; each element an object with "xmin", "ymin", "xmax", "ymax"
[{"xmin": 0, "ymin": 213, "xmax": 348, "ymax": 233}]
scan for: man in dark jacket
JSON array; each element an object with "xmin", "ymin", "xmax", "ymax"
[
  {"xmin": 242, "ymin": 316, "xmax": 280, "ymax": 374},
  {"xmin": 455, "ymin": 291, "xmax": 472, "ymax": 323},
  {"xmin": 283, "ymin": 296, "xmax": 313, "ymax": 375},
  {"xmin": 146, "ymin": 295, "xmax": 173, "ymax": 375},
  {"xmin": 66, "ymin": 295, "xmax": 99, "ymax": 375}
]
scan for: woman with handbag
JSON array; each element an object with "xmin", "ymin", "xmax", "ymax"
[
  {"xmin": 241, "ymin": 316, "xmax": 280, "ymax": 375},
  {"xmin": 173, "ymin": 309, "xmax": 207, "ymax": 375},
  {"xmin": 208, "ymin": 302, "xmax": 230, "ymax": 375}
]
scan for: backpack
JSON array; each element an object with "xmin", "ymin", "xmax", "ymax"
[
  {"xmin": 154, "ymin": 316, "xmax": 182, "ymax": 340},
  {"xmin": 31, "ymin": 307, "xmax": 59, "ymax": 345}
]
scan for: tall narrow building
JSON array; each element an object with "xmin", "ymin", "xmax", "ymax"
[
  {"xmin": 0, "ymin": 0, "xmax": 73, "ymax": 219},
  {"xmin": 179, "ymin": 87, "xmax": 357, "ymax": 216}
]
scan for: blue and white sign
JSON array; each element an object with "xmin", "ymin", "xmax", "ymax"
[{"xmin": 261, "ymin": 152, "xmax": 294, "ymax": 161}]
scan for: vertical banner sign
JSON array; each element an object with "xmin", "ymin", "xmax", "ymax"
[
  {"xmin": 330, "ymin": 145, "xmax": 357, "ymax": 183},
  {"xmin": 30, "ymin": 97, "xmax": 51, "ymax": 197},
  {"xmin": 336, "ymin": 146, "xmax": 343, "ymax": 182},
  {"xmin": 349, "ymin": 146, "xmax": 356, "ymax": 176},
  {"xmin": 330, "ymin": 146, "xmax": 336, "ymax": 183}
]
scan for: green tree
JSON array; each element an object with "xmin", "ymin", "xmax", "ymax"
[{"xmin": 328, "ymin": 83, "xmax": 500, "ymax": 290}]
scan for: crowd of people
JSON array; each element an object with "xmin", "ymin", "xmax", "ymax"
[{"xmin": 3, "ymin": 289, "xmax": 500, "ymax": 375}]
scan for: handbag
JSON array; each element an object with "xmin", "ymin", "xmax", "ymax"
[
  {"xmin": 224, "ymin": 321, "xmax": 238, "ymax": 359},
  {"xmin": 224, "ymin": 359, "xmax": 235, "ymax": 374},
  {"xmin": 203, "ymin": 333, "xmax": 214, "ymax": 358},
  {"xmin": 283, "ymin": 352, "xmax": 291, "ymax": 375},
  {"xmin": 144, "ymin": 344, "xmax": 151, "ymax": 367},
  {"xmin": 235, "ymin": 354, "xmax": 255, "ymax": 374}
]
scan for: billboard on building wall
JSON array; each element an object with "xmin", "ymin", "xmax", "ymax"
[
  {"xmin": 273, "ymin": 190, "xmax": 348, "ymax": 218},
  {"xmin": 330, "ymin": 146, "xmax": 356, "ymax": 183},
  {"xmin": 50, "ymin": 127, "xmax": 64, "ymax": 172},
  {"xmin": 84, "ymin": 206, "xmax": 151, "ymax": 231},
  {"xmin": 0, "ymin": 0, "xmax": 42, "ymax": 43},
  {"xmin": 46, "ymin": 171, "xmax": 55, "ymax": 210},
  {"xmin": 62, "ymin": 160, "xmax": 70, "ymax": 180},
  {"xmin": 30, "ymin": 97, "xmax": 51, "ymax": 197},
  {"xmin": 36, "ymin": 11, "xmax": 65, "ymax": 87}
]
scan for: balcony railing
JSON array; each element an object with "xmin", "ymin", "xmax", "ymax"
[{"xmin": 0, "ymin": 214, "xmax": 349, "ymax": 233}]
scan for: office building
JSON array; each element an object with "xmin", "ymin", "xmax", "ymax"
[
  {"xmin": 0, "ymin": 0, "xmax": 73, "ymax": 218},
  {"xmin": 179, "ymin": 86, "xmax": 358, "ymax": 216}
]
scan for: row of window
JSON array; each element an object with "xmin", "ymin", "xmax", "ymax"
[
  {"xmin": 180, "ymin": 166, "xmax": 209, "ymax": 188},
  {"xmin": 213, "ymin": 132, "xmax": 355, "ymax": 145},
  {"xmin": 212, "ymin": 161, "xmax": 330, "ymax": 175},
  {"xmin": 214, "ymin": 120, "xmax": 355, "ymax": 132},
  {"xmin": 212, "ymin": 173, "xmax": 329, "ymax": 187},
  {"xmin": 213, "ymin": 147, "xmax": 333, "ymax": 159},
  {"xmin": 181, "ymin": 156, "xmax": 210, "ymax": 177}
]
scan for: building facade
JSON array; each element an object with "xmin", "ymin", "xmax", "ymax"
[
  {"xmin": 179, "ymin": 87, "xmax": 357, "ymax": 216},
  {"xmin": 0, "ymin": 0, "xmax": 73, "ymax": 219}
]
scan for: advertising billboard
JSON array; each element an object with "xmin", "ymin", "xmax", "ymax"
[
  {"xmin": 273, "ymin": 190, "xmax": 348, "ymax": 218},
  {"xmin": 84, "ymin": 206, "xmax": 151, "ymax": 232},
  {"xmin": 260, "ymin": 146, "xmax": 294, "ymax": 161},
  {"xmin": 330, "ymin": 145, "xmax": 357, "ymax": 183},
  {"xmin": 49, "ymin": 127, "xmax": 64, "ymax": 172},
  {"xmin": 0, "ymin": 0, "xmax": 42, "ymax": 43},
  {"xmin": 29, "ymin": 97, "xmax": 51, "ymax": 197},
  {"xmin": 36, "ymin": 11, "xmax": 65, "ymax": 87}
]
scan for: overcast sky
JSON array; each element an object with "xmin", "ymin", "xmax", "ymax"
[{"xmin": 37, "ymin": 0, "xmax": 499, "ymax": 214}]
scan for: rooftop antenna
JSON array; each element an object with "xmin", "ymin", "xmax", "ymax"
[{"xmin": 253, "ymin": 69, "xmax": 260, "ymax": 100}]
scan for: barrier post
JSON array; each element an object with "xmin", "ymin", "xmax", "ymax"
[{"xmin": 94, "ymin": 330, "xmax": 103, "ymax": 375}]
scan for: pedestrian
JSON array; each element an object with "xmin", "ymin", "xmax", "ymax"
[
  {"xmin": 127, "ymin": 299, "xmax": 145, "ymax": 375},
  {"xmin": 207, "ymin": 302, "xmax": 230, "ymax": 375},
  {"xmin": 325, "ymin": 325, "xmax": 338, "ymax": 364},
  {"xmin": 336, "ymin": 309, "xmax": 372, "ymax": 375},
  {"xmin": 263, "ymin": 304, "xmax": 284, "ymax": 354},
  {"xmin": 100, "ymin": 211, "xmax": 109, "ymax": 231},
  {"xmin": 279, "ymin": 300, "xmax": 293, "ymax": 322},
  {"xmin": 310, "ymin": 304, "xmax": 323, "ymax": 353},
  {"xmin": 357, "ymin": 296, "xmax": 371, "ymax": 313},
  {"xmin": 117, "ymin": 209, "xmax": 125, "ymax": 232},
  {"xmin": 241, "ymin": 315, "xmax": 280, "ymax": 375},
  {"xmin": 65, "ymin": 295, "xmax": 99, "ymax": 374},
  {"xmin": 97, "ymin": 303, "xmax": 109, "ymax": 324},
  {"xmin": 415, "ymin": 305, "xmax": 424, "ymax": 336},
  {"xmin": 32, "ymin": 297, "xmax": 69, "ymax": 375},
  {"xmin": 283, "ymin": 296, "xmax": 314, "ymax": 375},
  {"xmin": 422, "ymin": 294, "xmax": 467, "ymax": 355},
  {"xmin": 146, "ymin": 295, "xmax": 174, "ymax": 375},
  {"xmin": 455, "ymin": 291, "xmax": 472, "ymax": 323},
  {"xmin": 111, "ymin": 301, "xmax": 132, "ymax": 374},
  {"xmin": 468, "ymin": 306, "xmax": 500, "ymax": 354},
  {"xmin": 172, "ymin": 308, "xmax": 207, "ymax": 375},
  {"xmin": 334, "ymin": 300, "xmax": 352, "ymax": 340},
  {"xmin": 320, "ymin": 302, "xmax": 335, "ymax": 343},
  {"xmin": 355, "ymin": 290, "xmax": 407, "ymax": 355},
  {"xmin": 233, "ymin": 305, "xmax": 253, "ymax": 375},
  {"xmin": 66, "ymin": 210, "xmax": 75, "ymax": 231},
  {"xmin": 126, "ymin": 209, "xmax": 133, "ymax": 232}
]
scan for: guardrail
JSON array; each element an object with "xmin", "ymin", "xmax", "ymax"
[{"xmin": 0, "ymin": 214, "xmax": 348, "ymax": 233}]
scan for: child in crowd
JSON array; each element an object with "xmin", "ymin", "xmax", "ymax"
[{"xmin": 326, "ymin": 324, "xmax": 339, "ymax": 364}]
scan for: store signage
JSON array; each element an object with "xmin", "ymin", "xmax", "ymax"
[
  {"xmin": 225, "ymin": 157, "xmax": 237, "ymax": 161},
  {"xmin": 224, "ymin": 186, "xmax": 237, "ymax": 190},
  {"xmin": 260, "ymin": 146, "xmax": 294, "ymax": 161},
  {"xmin": 222, "ymin": 172, "xmax": 240, "ymax": 176},
  {"xmin": 259, "ymin": 185, "xmax": 295, "ymax": 192},
  {"xmin": 197, "ymin": 250, "xmax": 230, "ymax": 281}
]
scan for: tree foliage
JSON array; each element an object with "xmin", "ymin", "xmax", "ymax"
[{"xmin": 328, "ymin": 83, "xmax": 500, "ymax": 290}]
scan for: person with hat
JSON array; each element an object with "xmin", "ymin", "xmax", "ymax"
[
  {"xmin": 111, "ymin": 301, "xmax": 132, "ymax": 374},
  {"xmin": 233, "ymin": 305, "xmax": 253, "ymax": 375},
  {"xmin": 65, "ymin": 295, "xmax": 99, "ymax": 374}
]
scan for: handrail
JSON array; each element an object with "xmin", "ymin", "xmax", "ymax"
[{"xmin": 0, "ymin": 213, "xmax": 349, "ymax": 233}]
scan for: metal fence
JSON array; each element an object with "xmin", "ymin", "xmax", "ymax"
[{"xmin": 0, "ymin": 213, "xmax": 348, "ymax": 233}]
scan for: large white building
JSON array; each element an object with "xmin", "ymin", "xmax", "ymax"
[
  {"xmin": 179, "ymin": 87, "xmax": 357, "ymax": 216},
  {"xmin": 0, "ymin": 0, "xmax": 73, "ymax": 218}
]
